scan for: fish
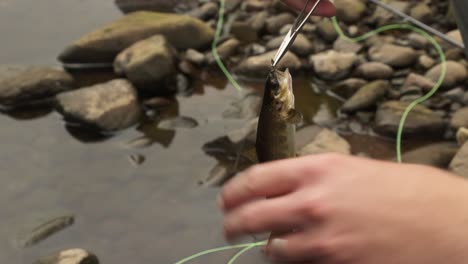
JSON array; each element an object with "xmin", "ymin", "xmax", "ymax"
[{"xmin": 256, "ymin": 67, "xmax": 302, "ymax": 163}]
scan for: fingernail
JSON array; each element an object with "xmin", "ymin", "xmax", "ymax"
[{"xmin": 270, "ymin": 238, "xmax": 287, "ymax": 255}]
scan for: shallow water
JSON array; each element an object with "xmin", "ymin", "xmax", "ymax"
[{"xmin": 0, "ymin": 1, "xmax": 344, "ymax": 263}]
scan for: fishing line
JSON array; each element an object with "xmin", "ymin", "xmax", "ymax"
[
  {"xmin": 331, "ymin": 17, "xmax": 447, "ymax": 163},
  {"xmin": 173, "ymin": 1, "xmax": 449, "ymax": 264}
]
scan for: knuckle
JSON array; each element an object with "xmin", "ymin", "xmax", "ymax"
[
  {"xmin": 298, "ymin": 196, "xmax": 328, "ymax": 219},
  {"xmin": 237, "ymin": 208, "xmax": 258, "ymax": 233}
]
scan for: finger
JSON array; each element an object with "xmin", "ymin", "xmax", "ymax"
[
  {"xmin": 219, "ymin": 159, "xmax": 306, "ymax": 211},
  {"xmin": 223, "ymin": 193, "xmax": 318, "ymax": 240},
  {"xmin": 266, "ymin": 228, "xmax": 335, "ymax": 263},
  {"xmin": 282, "ymin": 0, "xmax": 336, "ymax": 17}
]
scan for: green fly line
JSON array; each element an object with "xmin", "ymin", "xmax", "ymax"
[{"xmin": 174, "ymin": 1, "xmax": 449, "ymax": 264}]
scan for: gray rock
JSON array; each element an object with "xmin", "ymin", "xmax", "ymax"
[
  {"xmin": 418, "ymin": 55, "xmax": 435, "ymax": 69},
  {"xmin": 407, "ymin": 33, "xmax": 429, "ymax": 49},
  {"xmin": 335, "ymin": 0, "xmax": 366, "ymax": 23},
  {"xmin": 355, "ymin": 62, "xmax": 394, "ymax": 80},
  {"xmin": 188, "ymin": 2, "xmax": 218, "ymax": 20},
  {"xmin": 317, "ymin": 19, "xmax": 339, "ymax": 43},
  {"xmin": 311, "ymin": 50, "xmax": 357, "ymax": 80},
  {"xmin": 266, "ymin": 34, "xmax": 313, "ymax": 56},
  {"xmin": 369, "ymin": 43, "xmax": 418, "ymax": 68},
  {"xmin": 184, "ymin": 49, "xmax": 205, "ymax": 65},
  {"xmin": 456, "ymin": 127, "xmax": 468, "ymax": 146},
  {"xmin": 333, "ymin": 37, "xmax": 363, "ymax": 53},
  {"xmin": 425, "ymin": 61, "xmax": 468, "ymax": 89},
  {"xmin": 115, "ymin": 0, "xmax": 197, "ymax": 13},
  {"xmin": 403, "ymin": 73, "xmax": 436, "ymax": 92},
  {"xmin": 114, "ymin": 35, "xmax": 176, "ymax": 87},
  {"xmin": 207, "ymin": 38, "xmax": 241, "ymax": 64},
  {"xmin": 443, "ymin": 87, "xmax": 465, "ymax": 104},
  {"xmin": 401, "ymin": 142, "xmax": 458, "ymax": 168},
  {"xmin": 158, "ymin": 116, "xmax": 198, "ymax": 130},
  {"xmin": 342, "ymin": 80, "xmax": 389, "ymax": 112},
  {"xmin": 449, "ymin": 142, "xmax": 468, "ymax": 178},
  {"xmin": 55, "ymin": 79, "xmax": 141, "ymax": 131},
  {"xmin": 0, "ymin": 65, "xmax": 74, "ymax": 107},
  {"xmin": 58, "ymin": 11, "xmax": 214, "ymax": 63},
  {"xmin": 34, "ymin": 249, "xmax": 99, "ymax": 264},
  {"xmin": 330, "ymin": 78, "xmax": 368, "ymax": 99},
  {"xmin": 235, "ymin": 50, "xmax": 301, "ymax": 78},
  {"xmin": 298, "ymin": 129, "xmax": 351, "ymax": 156},
  {"xmin": 374, "ymin": 101, "xmax": 446, "ymax": 137},
  {"xmin": 410, "ymin": 3, "xmax": 432, "ymax": 24},
  {"xmin": 450, "ymin": 107, "xmax": 468, "ymax": 129},
  {"xmin": 265, "ymin": 13, "xmax": 295, "ymax": 34}
]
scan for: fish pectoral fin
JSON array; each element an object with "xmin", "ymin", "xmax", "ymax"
[{"xmin": 286, "ymin": 109, "xmax": 303, "ymax": 124}]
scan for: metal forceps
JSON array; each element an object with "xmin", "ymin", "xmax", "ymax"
[{"xmin": 272, "ymin": 0, "xmax": 323, "ymax": 67}]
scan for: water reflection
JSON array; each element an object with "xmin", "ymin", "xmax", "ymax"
[{"xmin": 65, "ymin": 124, "xmax": 115, "ymax": 144}]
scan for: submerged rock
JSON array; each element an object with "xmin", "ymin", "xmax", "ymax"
[
  {"xmin": 158, "ymin": 116, "xmax": 198, "ymax": 130},
  {"xmin": 368, "ymin": 43, "xmax": 418, "ymax": 68},
  {"xmin": 341, "ymin": 80, "xmax": 389, "ymax": 113},
  {"xmin": 374, "ymin": 101, "xmax": 446, "ymax": 137},
  {"xmin": 401, "ymin": 142, "xmax": 458, "ymax": 168},
  {"xmin": 34, "ymin": 248, "xmax": 99, "ymax": 264},
  {"xmin": 425, "ymin": 61, "xmax": 468, "ymax": 89},
  {"xmin": 235, "ymin": 50, "xmax": 301, "ymax": 78},
  {"xmin": 450, "ymin": 142, "xmax": 468, "ymax": 178},
  {"xmin": 114, "ymin": 35, "xmax": 176, "ymax": 88},
  {"xmin": 355, "ymin": 62, "xmax": 394, "ymax": 80},
  {"xmin": 330, "ymin": 78, "xmax": 367, "ymax": 99},
  {"xmin": 310, "ymin": 50, "xmax": 357, "ymax": 80},
  {"xmin": 0, "ymin": 65, "xmax": 74, "ymax": 107},
  {"xmin": 55, "ymin": 79, "xmax": 141, "ymax": 131},
  {"xmin": 299, "ymin": 128, "xmax": 351, "ymax": 156},
  {"xmin": 58, "ymin": 11, "xmax": 214, "ymax": 63}
]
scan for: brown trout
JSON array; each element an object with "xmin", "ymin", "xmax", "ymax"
[{"xmin": 256, "ymin": 67, "xmax": 302, "ymax": 163}]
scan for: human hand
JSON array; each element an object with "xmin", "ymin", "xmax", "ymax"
[
  {"xmin": 281, "ymin": 0, "xmax": 336, "ymax": 17},
  {"xmin": 218, "ymin": 154, "xmax": 468, "ymax": 263}
]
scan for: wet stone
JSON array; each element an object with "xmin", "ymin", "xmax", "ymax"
[
  {"xmin": 235, "ymin": 50, "xmax": 301, "ymax": 78},
  {"xmin": 333, "ymin": 37, "xmax": 363, "ymax": 53},
  {"xmin": 330, "ymin": 78, "xmax": 367, "ymax": 99},
  {"xmin": 158, "ymin": 116, "xmax": 198, "ymax": 130},
  {"xmin": 265, "ymin": 13, "xmax": 295, "ymax": 34},
  {"xmin": 34, "ymin": 248, "xmax": 99, "ymax": 264},
  {"xmin": 0, "ymin": 65, "xmax": 74, "ymax": 108},
  {"xmin": 450, "ymin": 107, "xmax": 468, "ymax": 129},
  {"xmin": 450, "ymin": 142, "xmax": 468, "ymax": 178},
  {"xmin": 425, "ymin": 61, "xmax": 468, "ymax": 89},
  {"xmin": 55, "ymin": 79, "xmax": 141, "ymax": 131},
  {"xmin": 355, "ymin": 62, "xmax": 394, "ymax": 80},
  {"xmin": 317, "ymin": 19, "xmax": 339, "ymax": 43},
  {"xmin": 401, "ymin": 142, "xmax": 458, "ymax": 168},
  {"xmin": 342, "ymin": 80, "xmax": 389, "ymax": 113},
  {"xmin": 368, "ymin": 43, "xmax": 418, "ymax": 68},
  {"xmin": 299, "ymin": 129, "xmax": 351, "ymax": 156},
  {"xmin": 310, "ymin": 50, "xmax": 357, "ymax": 80}
]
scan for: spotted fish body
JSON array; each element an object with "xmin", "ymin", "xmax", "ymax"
[{"xmin": 256, "ymin": 67, "xmax": 301, "ymax": 163}]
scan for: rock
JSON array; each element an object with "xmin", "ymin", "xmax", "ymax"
[
  {"xmin": 231, "ymin": 21, "xmax": 259, "ymax": 43},
  {"xmin": 342, "ymin": 80, "xmax": 389, "ymax": 112},
  {"xmin": 410, "ymin": 3, "xmax": 432, "ymax": 24},
  {"xmin": 333, "ymin": 37, "xmax": 363, "ymax": 53},
  {"xmin": 310, "ymin": 50, "xmax": 357, "ymax": 80},
  {"xmin": 266, "ymin": 34, "xmax": 313, "ymax": 56},
  {"xmin": 207, "ymin": 38, "xmax": 241, "ymax": 64},
  {"xmin": 447, "ymin": 30, "xmax": 463, "ymax": 45},
  {"xmin": 298, "ymin": 129, "xmax": 351, "ymax": 156},
  {"xmin": 235, "ymin": 50, "xmax": 301, "ymax": 78},
  {"xmin": 223, "ymin": 92, "xmax": 262, "ymax": 120},
  {"xmin": 55, "ymin": 79, "xmax": 141, "ymax": 131},
  {"xmin": 58, "ymin": 11, "xmax": 214, "ymax": 63},
  {"xmin": 401, "ymin": 142, "xmax": 458, "ymax": 168},
  {"xmin": 449, "ymin": 142, "xmax": 468, "ymax": 178},
  {"xmin": 115, "ymin": 0, "xmax": 197, "ymax": 13},
  {"xmin": 355, "ymin": 62, "xmax": 394, "ymax": 80},
  {"xmin": 335, "ymin": 0, "xmax": 366, "ymax": 23},
  {"xmin": 158, "ymin": 116, "xmax": 198, "ymax": 129},
  {"xmin": 450, "ymin": 107, "xmax": 468, "ymax": 129},
  {"xmin": 456, "ymin": 127, "xmax": 468, "ymax": 146},
  {"xmin": 369, "ymin": 43, "xmax": 418, "ymax": 68},
  {"xmin": 407, "ymin": 33, "xmax": 429, "ymax": 49},
  {"xmin": 374, "ymin": 101, "xmax": 446, "ymax": 137},
  {"xmin": 227, "ymin": 118, "xmax": 258, "ymax": 143},
  {"xmin": 114, "ymin": 35, "xmax": 176, "ymax": 88},
  {"xmin": 188, "ymin": 2, "xmax": 218, "ymax": 20},
  {"xmin": 248, "ymin": 11, "xmax": 268, "ymax": 32},
  {"xmin": 184, "ymin": 49, "xmax": 205, "ymax": 65},
  {"xmin": 0, "ymin": 65, "xmax": 74, "ymax": 107},
  {"xmin": 402, "ymin": 73, "xmax": 436, "ymax": 92},
  {"xmin": 418, "ymin": 55, "xmax": 435, "ymax": 69},
  {"xmin": 425, "ymin": 61, "xmax": 467, "ymax": 89},
  {"xmin": 34, "ymin": 249, "xmax": 99, "ymax": 264},
  {"xmin": 265, "ymin": 13, "xmax": 295, "ymax": 34},
  {"xmin": 443, "ymin": 87, "xmax": 465, "ymax": 104},
  {"xmin": 316, "ymin": 19, "xmax": 339, "ymax": 43},
  {"xmin": 373, "ymin": 1, "xmax": 410, "ymax": 24},
  {"xmin": 330, "ymin": 78, "xmax": 367, "ymax": 99}
]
